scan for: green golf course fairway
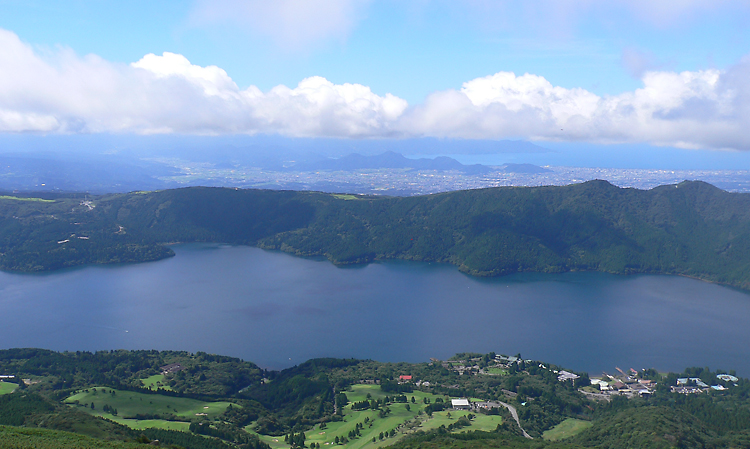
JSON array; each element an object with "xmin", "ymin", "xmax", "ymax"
[
  {"xmin": 64, "ymin": 387, "xmax": 235, "ymax": 430},
  {"xmin": 140, "ymin": 374, "xmax": 173, "ymax": 391},
  {"xmin": 542, "ymin": 418, "xmax": 593, "ymax": 441},
  {"xmin": 0, "ymin": 195, "xmax": 55, "ymax": 202},
  {"xmin": 100, "ymin": 417, "xmax": 190, "ymax": 431},
  {"xmin": 417, "ymin": 410, "xmax": 502, "ymax": 433},
  {"xmin": 0, "ymin": 381, "xmax": 18, "ymax": 395},
  {"xmin": 253, "ymin": 384, "xmax": 501, "ymax": 449}
]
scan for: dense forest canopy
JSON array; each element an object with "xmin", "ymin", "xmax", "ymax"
[{"xmin": 3, "ymin": 180, "xmax": 750, "ymax": 289}]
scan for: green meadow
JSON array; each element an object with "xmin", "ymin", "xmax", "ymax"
[
  {"xmin": 140, "ymin": 374, "xmax": 173, "ymax": 391},
  {"xmin": 0, "ymin": 381, "xmax": 18, "ymax": 395},
  {"xmin": 417, "ymin": 410, "xmax": 502, "ymax": 433},
  {"xmin": 65, "ymin": 382, "xmax": 503, "ymax": 447},
  {"xmin": 542, "ymin": 418, "xmax": 593, "ymax": 441},
  {"xmin": 331, "ymin": 194, "xmax": 360, "ymax": 200},
  {"xmin": 64, "ymin": 387, "xmax": 235, "ymax": 430},
  {"xmin": 0, "ymin": 195, "xmax": 55, "ymax": 202},
  {"xmin": 104, "ymin": 418, "xmax": 189, "ymax": 431},
  {"xmin": 253, "ymin": 384, "xmax": 500, "ymax": 449}
]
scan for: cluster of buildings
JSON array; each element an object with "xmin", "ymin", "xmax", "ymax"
[
  {"xmin": 163, "ymin": 159, "xmax": 750, "ymax": 196},
  {"xmin": 435, "ymin": 354, "xmax": 526, "ymax": 377},
  {"xmin": 587, "ymin": 368, "xmax": 656, "ymax": 398},
  {"xmin": 671, "ymin": 374, "xmax": 739, "ymax": 394},
  {"xmin": 160, "ymin": 363, "xmax": 184, "ymax": 375},
  {"xmin": 587, "ymin": 369, "xmax": 741, "ymax": 398}
]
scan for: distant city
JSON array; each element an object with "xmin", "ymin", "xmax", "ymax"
[
  {"xmin": 2, "ymin": 150, "xmax": 750, "ymax": 195},
  {"xmin": 154, "ymin": 159, "xmax": 750, "ymax": 196}
]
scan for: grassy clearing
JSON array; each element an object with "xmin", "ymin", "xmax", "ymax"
[
  {"xmin": 484, "ymin": 367, "xmax": 508, "ymax": 375},
  {"xmin": 251, "ymin": 385, "xmax": 498, "ymax": 449},
  {"xmin": 542, "ymin": 418, "xmax": 593, "ymax": 441},
  {"xmin": 331, "ymin": 194, "xmax": 360, "ymax": 200},
  {"xmin": 250, "ymin": 384, "xmax": 440, "ymax": 449},
  {"xmin": 418, "ymin": 411, "xmax": 502, "ymax": 433},
  {"xmin": 253, "ymin": 404, "xmax": 420, "ymax": 449},
  {"xmin": 64, "ymin": 387, "xmax": 235, "ymax": 430},
  {"xmin": 0, "ymin": 381, "xmax": 18, "ymax": 395},
  {"xmin": 465, "ymin": 414, "xmax": 503, "ymax": 431},
  {"xmin": 140, "ymin": 374, "xmax": 172, "ymax": 391},
  {"xmin": 344, "ymin": 384, "xmax": 447, "ymax": 404},
  {"xmin": 0, "ymin": 195, "xmax": 54, "ymax": 202},
  {"xmin": 100, "ymin": 417, "xmax": 190, "ymax": 431}
]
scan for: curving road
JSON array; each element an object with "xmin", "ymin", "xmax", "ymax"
[{"xmin": 497, "ymin": 401, "xmax": 533, "ymax": 439}]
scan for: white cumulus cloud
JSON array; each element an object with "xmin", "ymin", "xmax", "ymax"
[
  {"xmin": 0, "ymin": 30, "xmax": 407, "ymax": 137},
  {"xmin": 0, "ymin": 28, "xmax": 749, "ymax": 150},
  {"xmin": 400, "ymin": 63, "xmax": 750, "ymax": 150},
  {"xmin": 132, "ymin": 52, "xmax": 240, "ymax": 100}
]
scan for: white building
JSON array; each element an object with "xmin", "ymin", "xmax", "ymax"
[
  {"xmin": 557, "ymin": 371, "xmax": 580, "ymax": 382},
  {"xmin": 451, "ymin": 398, "xmax": 471, "ymax": 410}
]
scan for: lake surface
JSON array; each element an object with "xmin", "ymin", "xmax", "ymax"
[{"xmin": 2, "ymin": 243, "xmax": 749, "ymax": 375}]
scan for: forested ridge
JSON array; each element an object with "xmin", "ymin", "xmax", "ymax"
[{"xmin": 3, "ymin": 180, "xmax": 750, "ymax": 288}]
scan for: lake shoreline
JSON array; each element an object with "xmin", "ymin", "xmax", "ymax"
[{"xmin": 1, "ymin": 243, "xmax": 749, "ymax": 375}]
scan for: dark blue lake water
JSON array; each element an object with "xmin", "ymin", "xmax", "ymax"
[{"xmin": 1, "ymin": 244, "xmax": 749, "ymax": 375}]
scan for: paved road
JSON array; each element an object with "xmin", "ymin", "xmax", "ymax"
[{"xmin": 497, "ymin": 401, "xmax": 533, "ymax": 439}]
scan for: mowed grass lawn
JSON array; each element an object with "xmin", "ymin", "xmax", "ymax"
[
  {"xmin": 252, "ymin": 384, "xmax": 499, "ymax": 449},
  {"xmin": 331, "ymin": 194, "xmax": 360, "ymax": 200},
  {"xmin": 140, "ymin": 374, "xmax": 173, "ymax": 391},
  {"xmin": 0, "ymin": 381, "xmax": 18, "ymax": 395},
  {"xmin": 65, "ymin": 387, "xmax": 236, "ymax": 431},
  {"xmin": 0, "ymin": 195, "xmax": 55, "ymax": 202},
  {"xmin": 542, "ymin": 418, "xmax": 593, "ymax": 441},
  {"xmin": 253, "ymin": 403, "xmax": 421, "ymax": 449},
  {"xmin": 418, "ymin": 410, "xmax": 502, "ymax": 434}
]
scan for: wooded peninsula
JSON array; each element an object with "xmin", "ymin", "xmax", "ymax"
[{"xmin": 2, "ymin": 180, "xmax": 750, "ymax": 289}]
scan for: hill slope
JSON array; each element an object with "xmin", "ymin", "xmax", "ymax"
[{"xmin": 2, "ymin": 181, "xmax": 750, "ymax": 288}]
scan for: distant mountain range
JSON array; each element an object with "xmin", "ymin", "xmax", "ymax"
[
  {"xmin": 285, "ymin": 151, "xmax": 490, "ymax": 174},
  {"xmin": 281, "ymin": 151, "xmax": 551, "ymax": 175}
]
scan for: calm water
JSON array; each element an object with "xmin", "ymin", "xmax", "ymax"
[{"xmin": 1, "ymin": 244, "xmax": 749, "ymax": 375}]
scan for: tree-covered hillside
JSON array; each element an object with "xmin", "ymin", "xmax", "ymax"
[
  {"xmin": 2, "ymin": 349, "xmax": 750, "ymax": 449},
  {"xmin": 3, "ymin": 180, "xmax": 750, "ymax": 288}
]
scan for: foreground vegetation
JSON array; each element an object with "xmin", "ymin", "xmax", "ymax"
[
  {"xmin": 0, "ymin": 349, "xmax": 749, "ymax": 448},
  {"xmin": 3, "ymin": 180, "xmax": 750, "ymax": 289},
  {"xmin": 0, "ymin": 426, "xmax": 149, "ymax": 449}
]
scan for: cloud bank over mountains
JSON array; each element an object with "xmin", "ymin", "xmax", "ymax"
[{"xmin": 0, "ymin": 29, "xmax": 748, "ymax": 151}]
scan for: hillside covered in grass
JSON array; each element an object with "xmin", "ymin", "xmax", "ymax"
[{"xmin": 3, "ymin": 180, "xmax": 750, "ymax": 288}]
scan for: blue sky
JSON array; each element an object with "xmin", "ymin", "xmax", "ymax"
[
  {"xmin": 0, "ymin": 0, "xmax": 749, "ymax": 166},
  {"xmin": 3, "ymin": 1, "xmax": 748, "ymax": 102}
]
